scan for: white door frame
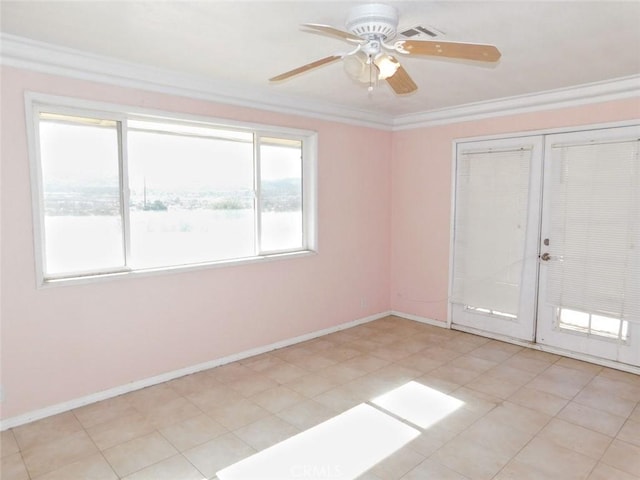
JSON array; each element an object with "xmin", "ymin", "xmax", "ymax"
[
  {"xmin": 448, "ymin": 121, "xmax": 640, "ymax": 372},
  {"xmin": 449, "ymin": 135, "xmax": 544, "ymax": 342}
]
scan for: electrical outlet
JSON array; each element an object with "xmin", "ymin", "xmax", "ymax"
[{"xmin": 0, "ymin": 385, "xmax": 4, "ymax": 402}]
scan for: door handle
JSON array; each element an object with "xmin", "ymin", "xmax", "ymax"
[{"xmin": 540, "ymin": 252, "xmax": 551, "ymax": 261}]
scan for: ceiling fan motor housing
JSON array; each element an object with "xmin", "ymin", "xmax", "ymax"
[{"xmin": 345, "ymin": 3, "xmax": 399, "ymax": 41}]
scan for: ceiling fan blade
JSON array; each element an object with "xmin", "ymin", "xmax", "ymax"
[
  {"xmin": 269, "ymin": 55, "xmax": 342, "ymax": 82},
  {"xmin": 385, "ymin": 64, "xmax": 417, "ymax": 95},
  {"xmin": 395, "ymin": 40, "xmax": 501, "ymax": 62},
  {"xmin": 301, "ymin": 23, "xmax": 363, "ymax": 43}
]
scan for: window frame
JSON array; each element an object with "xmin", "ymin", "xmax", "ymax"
[{"xmin": 25, "ymin": 92, "xmax": 318, "ymax": 286}]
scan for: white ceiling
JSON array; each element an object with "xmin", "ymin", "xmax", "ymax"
[{"xmin": 1, "ymin": 1, "xmax": 639, "ymax": 121}]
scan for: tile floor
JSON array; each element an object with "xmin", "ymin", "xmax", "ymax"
[{"xmin": 1, "ymin": 316, "xmax": 639, "ymax": 479}]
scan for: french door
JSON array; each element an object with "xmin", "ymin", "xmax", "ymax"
[{"xmin": 451, "ymin": 125, "xmax": 640, "ymax": 368}]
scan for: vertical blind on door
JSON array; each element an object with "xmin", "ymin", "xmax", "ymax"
[
  {"xmin": 545, "ymin": 139, "xmax": 640, "ymax": 322},
  {"xmin": 451, "ymin": 147, "xmax": 533, "ymax": 317}
]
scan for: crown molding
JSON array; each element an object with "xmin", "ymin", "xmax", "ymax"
[
  {"xmin": 0, "ymin": 33, "xmax": 394, "ymax": 130},
  {"xmin": 2, "ymin": 33, "xmax": 638, "ymax": 131},
  {"xmin": 392, "ymin": 75, "xmax": 640, "ymax": 130}
]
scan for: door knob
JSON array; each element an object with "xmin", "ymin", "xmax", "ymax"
[{"xmin": 540, "ymin": 252, "xmax": 551, "ymax": 261}]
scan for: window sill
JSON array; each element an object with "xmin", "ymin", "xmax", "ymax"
[{"xmin": 39, "ymin": 249, "xmax": 318, "ymax": 288}]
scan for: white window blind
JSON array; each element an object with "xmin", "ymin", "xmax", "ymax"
[
  {"xmin": 546, "ymin": 138, "xmax": 640, "ymax": 322},
  {"xmin": 452, "ymin": 147, "xmax": 533, "ymax": 317}
]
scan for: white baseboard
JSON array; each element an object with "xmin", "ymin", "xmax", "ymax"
[
  {"xmin": 0, "ymin": 311, "xmax": 390, "ymax": 431},
  {"xmin": 390, "ymin": 310, "xmax": 448, "ymax": 329}
]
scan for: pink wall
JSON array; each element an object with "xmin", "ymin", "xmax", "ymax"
[
  {"xmin": 1, "ymin": 64, "xmax": 638, "ymax": 423},
  {"xmin": 390, "ymin": 97, "xmax": 640, "ymax": 323},
  {"xmin": 0, "ymin": 67, "xmax": 392, "ymax": 420}
]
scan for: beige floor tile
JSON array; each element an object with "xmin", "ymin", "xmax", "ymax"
[
  {"xmin": 276, "ymin": 399, "xmax": 338, "ymax": 430},
  {"xmin": 414, "ymin": 373, "xmax": 461, "ymax": 393},
  {"xmin": 141, "ymin": 396, "xmax": 203, "ymax": 429},
  {"xmin": 617, "ymin": 419, "xmax": 640, "ymax": 447},
  {"xmin": 458, "ymin": 416, "xmax": 534, "ymax": 458},
  {"xmin": 587, "ymin": 462, "xmax": 640, "ymax": 480},
  {"xmin": 183, "ymin": 432, "xmax": 256, "ymax": 478},
  {"xmin": 313, "ymin": 385, "xmax": 363, "ymax": 412},
  {"xmin": 233, "ymin": 415, "xmax": 299, "ymax": 451},
  {"xmin": 433, "ymin": 435, "xmax": 512, "ymax": 480},
  {"xmin": 318, "ymin": 345, "xmax": 363, "ymax": 362},
  {"xmin": 318, "ymin": 363, "xmax": 364, "ymax": 384},
  {"xmin": 225, "ymin": 373, "xmax": 279, "ymax": 397},
  {"xmin": 33, "ymin": 453, "xmax": 118, "ymax": 480},
  {"xmin": 419, "ymin": 346, "xmax": 461, "ymax": 363},
  {"xmin": 428, "ymin": 364, "xmax": 482, "ymax": 385},
  {"xmin": 86, "ymin": 411, "xmax": 156, "ymax": 451},
  {"xmin": 483, "ymin": 401, "xmax": 551, "ymax": 435},
  {"xmin": 508, "ymin": 386, "xmax": 569, "ymax": 416},
  {"xmin": 185, "ymin": 384, "xmax": 245, "ymax": 410},
  {"xmin": 558, "ymin": 401, "xmax": 627, "ymax": 436},
  {"xmin": 588, "ymin": 375, "xmax": 640, "ymax": 402},
  {"xmin": 367, "ymin": 364, "xmax": 421, "ymax": 386},
  {"xmin": 501, "ymin": 353, "xmax": 552, "ymax": 374},
  {"xmin": 22, "ymin": 430, "xmax": 98, "ymax": 478},
  {"xmin": 287, "ymin": 352, "xmax": 338, "ymax": 371},
  {"xmin": 537, "ymin": 418, "xmax": 613, "ymax": 459},
  {"xmin": 393, "ymin": 352, "xmax": 443, "ymax": 373},
  {"xmin": 555, "ymin": 356, "xmax": 603, "ymax": 375},
  {"xmin": 486, "ymin": 364, "xmax": 537, "ymax": 385},
  {"xmin": 405, "ymin": 427, "xmax": 452, "ymax": 457},
  {"xmin": 125, "ymin": 384, "xmax": 182, "ymax": 411},
  {"xmin": 514, "ymin": 436, "xmax": 598, "ymax": 480},
  {"xmin": 208, "ymin": 363, "xmax": 255, "ymax": 384},
  {"xmin": 284, "ymin": 372, "xmax": 341, "ymax": 397},
  {"xmin": 468, "ymin": 344, "xmax": 518, "ymax": 363},
  {"xmin": 103, "ymin": 432, "xmax": 177, "ymax": 477},
  {"xmin": 449, "ymin": 386, "xmax": 501, "ymax": 414},
  {"xmin": 465, "ymin": 372, "xmax": 522, "ymax": 399},
  {"xmin": 493, "ymin": 459, "xmax": 552, "ymax": 480},
  {"xmin": 341, "ymin": 354, "xmax": 390, "ymax": 375},
  {"xmin": 250, "ymin": 385, "xmax": 307, "ymax": 413},
  {"xmin": 159, "ymin": 414, "xmax": 227, "ymax": 452},
  {"xmin": 573, "ymin": 384, "xmax": 637, "ymax": 418},
  {"xmin": 449, "ymin": 354, "xmax": 498, "ymax": 374},
  {"xmin": 599, "ymin": 367, "xmax": 640, "ymax": 387},
  {"xmin": 73, "ymin": 396, "xmax": 136, "ymax": 429},
  {"xmin": 601, "ymin": 439, "xmax": 640, "ymax": 476},
  {"xmin": 261, "ymin": 361, "xmax": 308, "ymax": 383},
  {"xmin": 1, "ymin": 430, "xmax": 20, "ymax": 458},
  {"xmin": 516, "ymin": 348, "xmax": 561, "ymax": 363},
  {"xmin": 627, "ymin": 403, "xmax": 640, "ymax": 422},
  {"xmin": 1, "ymin": 453, "xmax": 29, "ymax": 480},
  {"xmin": 121, "ymin": 454, "xmax": 204, "ymax": 480},
  {"xmin": 402, "ymin": 458, "xmax": 470, "ymax": 480},
  {"xmin": 166, "ymin": 371, "xmax": 221, "ymax": 396},
  {"xmin": 205, "ymin": 398, "xmax": 270, "ymax": 430},
  {"xmin": 240, "ymin": 353, "xmax": 287, "ymax": 372},
  {"xmin": 8, "ymin": 318, "xmax": 640, "ymax": 480},
  {"xmin": 13, "ymin": 412, "xmax": 83, "ymax": 450},
  {"xmin": 369, "ymin": 445, "xmax": 425, "ymax": 480},
  {"xmin": 527, "ymin": 366, "xmax": 594, "ymax": 399}
]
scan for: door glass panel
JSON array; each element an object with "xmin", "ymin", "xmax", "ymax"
[{"xmin": 452, "ymin": 147, "xmax": 532, "ymax": 318}]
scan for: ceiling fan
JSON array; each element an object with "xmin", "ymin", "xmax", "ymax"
[{"xmin": 269, "ymin": 3, "xmax": 501, "ymax": 95}]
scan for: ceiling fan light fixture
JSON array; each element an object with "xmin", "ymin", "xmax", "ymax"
[
  {"xmin": 344, "ymin": 51, "xmax": 374, "ymax": 83},
  {"xmin": 374, "ymin": 53, "xmax": 400, "ymax": 79}
]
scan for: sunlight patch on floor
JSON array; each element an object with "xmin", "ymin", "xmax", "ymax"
[
  {"xmin": 216, "ymin": 403, "xmax": 420, "ymax": 480},
  {"xmin": 371, "ymin": 381, "xmax": 465, "ymax": 429}
]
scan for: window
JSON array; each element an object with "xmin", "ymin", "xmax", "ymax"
[{"xmin": 29, "ymin": 98, "xmax": 317, "ymax": 282}]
